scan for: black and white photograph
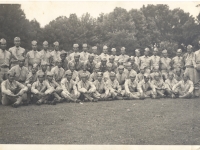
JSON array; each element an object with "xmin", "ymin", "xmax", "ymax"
[{"xmin": 0, "ymin": 1, "xmax": 200, "ymax": 146}]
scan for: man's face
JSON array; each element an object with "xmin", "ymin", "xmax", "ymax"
[
  {"xmin": 187, "ymin": 47, "xmax": 192, "ymax": 53},
  {"xmin": 41, "ymin": 65, "xmax": 47, "ymax": 71},
  {"xmin": 1, "ymin": 43, "xmax": 6, "ymax": 50},
  {"xmin": 153, "ymin": 51, "xmax": 158, "ymax": 56},
  {"xmin": 18, "ymin": 60, "xmax": 24, "ymax": 67},
  {"xmin": 154, "ymin": 75, "xmax": 160, "ymax": 81},
  {"xmin": 74, "ymin": 57, "xmax": 79, "ymax": 62},
  {"xmin": 82, "ymin": 77, "xmax": 87, "ymax": 82},
  {"xmin": 14, "ymin": 40, "xmax": 20, "ymax": 47},
  {"xmin": 32, "ymin": 44, "xmax": 37, "ymax": 50},
  {"xmin": 109, "ymin": 59, "xmax": 114, "ymax": 63},
  {"xmin": 183, "ymin": 76, "xmax": 188, "ymax": 82},
  {"xmin": 163, "ymin": 53, "xmax": 168, "ymax": 58},
  {"xmin": 127, "ymin": 66, "xmax": 132, "ymax": 71},
  {"xmin": 95, "ymin": 68, "xmax": 100, "ymax": 72},
  {"xmin": 69, "ymin": 66, "xmax": 75, "ymax": 72},
  {"xmin": 83, "ymin": 47, "xmax": 88, "ymax": 52},
  {"xmin": 32, "ymin": 68, "xmax": 38, "ymax": 74},
  {"xmin": 136, "ymin": 52, "xmax": 140, "ymax": 57},
  {"xmin": 97, "ymin": 76, "xmax": 102, "ymax": 81},
  {"xmin": 144, "ymin": 76, "xmax": 149, "ymax": 82},
  {"xmin": 177, "ymin": 51, "xmax": 181, "ymax": 57},
  {"xmin": 107, "ymin": 66, "xmax": 112, "ymax": 72},
  {"xmin": 93, "ymin": 49, "xmax": 97, "ymax": 54},
  {"xmin": 38, "ymin": 76, "xmax": 44, "ymax": 82},
  {"xmin": 55, "ymin": 45, "xmax": 59, "ymax": 51},
  {"xmin": 140, "ymin": 69, "xmax": 145, "ymax": 74},
  {"xmin": 144, "ymin": 51, "xmax": 149, "ymax": 56},
  {"xmin": 130, "ymin": 76, "xmax": 136, "ymax": 82},
  {"xmin": 43, "ymin": 44, "xmax": 48, "ymax": 50},
  {"xmin": 168, "ymin": 74, "xmax": 173, "ymax": 80},
  {"xmin": 8, "ymin": 75, "xmax": 15, "ymax": 82},
  {"xmin": 103, "ymin": 49, "xmax": 108, "ymax": 54},
  {"xmin": 66, "ymin": 74, "xmax": 72, "ymax": 81},
  {"xmin": 110, "ymin": 76, "xmax": 115, "ymax": 81},
  {"xmin": 176, "ymin": 70, "xmax": 181, "ymax": 76},
  {"xmin": 88, "ymin": 57, "xmax": 94, "ymax": 62},
  {"xmin": 130, "ymin": 59, "xmax": 135, "ymax": 64},
  {"xmin": 57, "ymin": 62, "xmax": 62, "ymax": 68},
  {"xmin": 102, "ymin": 61, "xmax": 107, "ymax": 65},
  {"xmin": 121, "ymin": 50, "xmax": 125, "ymax": 55},
  {"xmin": 118, "ymin": 68, "xmax": 124, "ymax": 74},
  {"xmin": 73, "ymin": 47, "xmax": 79, "ymax": 52},
  {"xmin": 111, "ymin": 51, "xmax": 116, "ymax": 55},
  {"xmin": 60, "ymin": 54, "xmax": 66, "ymax": 60},
  {"xmin": 47, "ymin": 75, "xmax": 53, "ymax": 82}
]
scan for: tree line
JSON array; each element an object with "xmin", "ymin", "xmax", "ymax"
[{"xmin": 0, "ymin": 4, "xmax": 200, "ymax": 57}]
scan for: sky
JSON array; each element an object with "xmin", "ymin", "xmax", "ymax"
[{"xmin": 15, "ymin": 1, "xmax": 200, "ymax": 27}]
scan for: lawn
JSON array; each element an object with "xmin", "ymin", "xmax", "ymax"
[{"xmin": 0, "ymin": 98, "xmax": 200, "ymax": 144}]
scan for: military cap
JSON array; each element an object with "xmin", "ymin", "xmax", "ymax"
[
  {"xmin": 43, "ymin": 41, "xmax": 48, "ymax": 45},
  {"xmin": 153, "ymin": 48, "xmax": 158, "ymax": 51},
  {"xmin": 31, "ymin": 40, "xmax": 37, "ymax": 45},
  {"xmin": 101, "ymin": 57, "xmax": 107, "ymax": 61},
  {"xmin": 37, "ymin": 71, "xmax": 45, "ymax": 77},
  {"xmin": 0, "ymin": 38, "xmax": 6, "ymax": 44},
  {"xmin": 7, "ymin": 70, "xmax": 15, "ymax": 76},
  {"xmin": 126, "ymin": 62, "xmax": 132, "ymax": 67},
  {"xmin": 97, "ymin": 72, "xmax": 103, "ymax": 77},
  {"xmin": 177, "ymin": 49, "xmax": 182, "ymax": 53},
  {"xmin": 144, "ymin": 73, "xmax": 150, "ymax": 78},
  {"xmin": 135, "ymin": 49, "xmax": 140, "ymax": 53},
  {"xmin": 187, "ymin": 45, "xmax": 192, "ymax": 49},
  {"xmin": 68, "ymin": 62, "xmax": 75, "ymax": 67},
  {"xmin": 130, "ymin": 56, "xmax": 135, "ymax": 60},
  {"xmin": 81, "ymin": 73, "xmax": 88, "ymax": 78},
  {"xmin": 129, "ymin": 72, "xmax": 137, "ymax": 77},
  {"xmin": 54, "ymin": 41, "xmax": 59, "ymax": 46},
  {"xmin": 118, "ymin": 65, "xmax": 124, "ymax": 69},
  {"xmin": 144, "ymin": 48, "xmax": 150, "ymax": 52},
  {"xmin": 109, "ymin": 72, "xmax": 116, "ymax": 77},
  {"xmin": 153, "ymin": 65, "xmax": 159, "ymax": 70},
  {"xmin": 82, "ymin": 43, "xmax": 87, "ymax": 48},
  {"xmin": 41, "ymin": 61, "xmax": 48, "ymax": 66},
  {"xmin": 88, "ymin": 54, "xmax": 94, "ymax": 58},
  {"xmin": 92, "ymin": 46, "xmax": 97, "ymax": 50},
  {"xmin": 111, "ymin": 48, "xmax": 116, "ymax": 52},
  {"xmin": 60, "ymin": 50, "xmax": 67, "ymax": 56},
  {"xmin": 162, "ymin": 49, "xmax": 168, "ymax": 54},
  {"xmin": 46, "ymin": 71, "xmax": 53, "ymax": 76},
  {"xmin": 33, "ymin": 63, "xmax": 38, "ymax": 69},
  {"xmin": 154, "ymin": 72, "xmax": 160, "ymax": 77},
  {"xmin": 183, "ymin": 72, "xmax": 189, "ymax": 78},
  {"xmin": 65, "ymin": 70, "xmax": 72, "ymax": 76},
  {"xmin": 74, "ymin": 53, "xmax": 80, "ymax": 58},
  {"xmin": 14, "ymin": 37, "xmax": 20, "ymax": 41},
  {"xmin": 73, "ymin": 44, "xmax": 79, "ymax": 48},
  {"xmin": 95, "ymin": 63, "xmax": 100, "ymax": 69},
  {"xmin": 103, "ymin": 45, "xmax": 108, "ymax": 50},
  {"xmin": 18, "ymin": 56, "xmax": 25, "ymax": 62},
  {"xmin": 109, "ymin": 55, "xmax": 115, "ymax": 60},
  {"xmin": 56, "ymin": 58, "xmax": 62, "ymax": 63},
  {"xmin": 121, "ymin": 47, "xmax": 126, "ymax": 51},
  {"xmin": 107, "ymin": 63, "xmax": 112, "ymax": 68}
]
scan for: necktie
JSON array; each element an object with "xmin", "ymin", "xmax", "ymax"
[{"xmin": 19, "ymin": 67, "xmax": 22, "ymax": 81}]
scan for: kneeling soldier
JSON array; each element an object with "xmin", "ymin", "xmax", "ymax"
[
  {"xmin": 31, "ymin": 72, "xmax": 54, "ymax": 105},
  {"xmin": 93, "ymin": 72, "xmax": 110, "ymax": 101},
  {"xmin": 165, "ymin": 72, "xmax": 178, "ymax": 98},
  {"xmin": 1, "ymin": 70, "xmax": 28, "ymax": 107},
  {"xmin": 77, "ymin": 73, "xmax": 97, "ymax": 102},
  {"xmin": 61, "ymin": 70, "xmax": 80, "ymax": 103}
]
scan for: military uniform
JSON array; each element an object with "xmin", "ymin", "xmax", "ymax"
[
  {"xmin": 139, "ymin": 56, "xmax": 151, "ymax": 74},
  {"xmin": 151, "ymin": 73, "xmax": 166, "ymax": 97},
  {"xmin": 160, "ymin": 50, "xmax": 171, "ymax": 80},
  {"xmin": 9, "ymin": 47, "xmax": 25, "ymax": 67},
  {"xmin": 51, "ymin": 65, "xmax": 65, "ymax": 83},
  {"xmin": 80, "ymin": 44, "xmax": 90, "ymax": 63}
]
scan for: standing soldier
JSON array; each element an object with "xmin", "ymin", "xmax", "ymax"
[
  {"xmin": 39, "ymin": 41, "xmax": 53, "ymax": 71},
  {"xmin": 110, "ymin": 48, "xmax": 119, "ymax": 63},
  {"xmin": 135, "ymin": 49, "xmax": 140, "ymax": 67},
  {"xmin": 160, "ymin": 50, "xmax": 171, "ymax": 81},
  {"xmin": 91, "ymin": 46, "xmax": 100, "ymax": 63},
  {"xmin": 25, "ymin": 41, "xmax": 41, "ymax": 71},
  {"xmin": 85, "ymin": 54, "xmax": 96, "ymax": 73},
  {"xmin": 60, "ymin": 50, "xmax": 68, "ymax": 70},
  {"xmin": 68, "ymin": 44, "xmax": 79, "ymax": 62},
  {"xmin": 118, "ymin": 47, "xmax": 129, "ymax": 65},
  {"xmin": 77, "ymin": 73, "xmax": 97, "ymax": 102},
  {"xmin": 1, "ymin": 70, "xmax": 28, "ymax": 107},
  {"xmin": 9, "ymin": 57, "xmax": 29, "ymax": 84},
  {"xmin": 9, "ymin": 37, "xmax": 25, "ymax": 68},
  {"xmin": 51, "ymin": 41, "xmax": 61, "ymax": 67},
  {"xmin": 80, "ymin": 43, "xmax": 90, "ymax": 63},
  {"xmin": 171, "ymin": 49, "xmax": 184, "ymax": 72},
  {"xmin": 61, "ymin": 70, "xmax": 80, "ymax": 103},
  {"xmin": 150, "ymin": 48, "xmax": 160, "ymax": 71},
  {"xmin": 100, "ymin": 45, "xmax": 110, "ymax": 62},
  {"xmin": 139, "ymin": 48, "xmax": 151, "ymax": 74},
  {"xmin": 0, "ymin": 38, "xmax": 11, "ymax": 83},
  {"xmin": 51, "ymin": 59, "xmax": 65, "ymax": 84}
]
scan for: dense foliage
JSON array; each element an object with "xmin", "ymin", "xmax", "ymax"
[{"xmin": 0, "ymin": 4, "xmax": 200, "ymax": 57}]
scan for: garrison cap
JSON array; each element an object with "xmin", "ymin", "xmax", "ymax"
[
  {"xmin": 54, "ymin": 41, "xmax": 59, "ymax": 46},
  {"xmin": 126, "ymin": 62, "xmax": 132, "ymax": 67},
  {"xmin": 46, "ymin": 71, "xmax": 53, "ymax": 76},
  {"xmin": 111, "ymin": 48, "xmax": 116, "ymax": 52},
  {"xmin": 37, "ymin": 71, "xmax": 45, "ymax": 77},
  {"xmin": 95, "ymin": 63, "xmax": 100, "ymax": 69},
  {"xmin": 129, "ymin": 72, "xmax": 137, "ymax": 77},
  {"xmin": 43, "ymin": 41, "xmax": 48, "ymax": 45},
  {"xmin": 121, "ymin": 47, "xmax": 126, "ymax": 51},
  {"xmin": 14, "ymin": 37, "xmax": 20, "ymax": 41},
  {"xmin": 97, "ymin": 72, "xmax": 103, "ymax": 77},
  {"xmin": 153, "ymin": 48, "xmax": 158, "ymax": 51},
  {"xmin": 73, "ymin": 44, "xmax": 79, "ymax": 48},
  {"xmin": 88, "ymin": 54, "xmax": 94, "ymax": 58},
  {"xmin": 68, "ymin": 62, "xmax": 75, "ymax": 67},
  {"xmin": 60, "ymin": 50, "xmax": 67, "ymax": 56},
  {"xmin": 154, "ymin": 72, "xmax": 160, "ymax": 77},
  {"xmin": 101, "ymin": 57, "xmax": 107, "ymax": 61},
  {"xmin": 162, "ymin": 49, "xmax": 168, "ymax": 54},
  {"xmin": 103, "ymin": 45, "xmax": 108, "ymax": 50},
  {"xmin": 187, "ymin": 45, "xmax": 192, "ymax": 49},
  {"xmin": 65, "ymin": 70, "xmax": 72, "ymax": 76},
  {"xmin": 177, "ymin": 49, "xmax": 182, "ymax": 53},
  {"xmin": 56, "ymin": 58, "xmax": 62, "ymax": 63},
  {"xmin": 0, "ymin": 38, "xmax": 6, "ymax": 44},
  {"xmin": 41, "ymin": 61, "xmax": 48, "ymax": 66},
  {"xmin": 144, "ymin": 48, "xmax": 150, "ymax": 52},
  {"xmin": 144, "ymin": 73, "xmax": 150, "ymax": 78},
  {"xmin": 32, "ymin": 63, "xmax": 38, "ymax": 69},
  {"xmin": 31, "ymin": 40, "xmax": 37, "ymax": 45},
  {"xmin": 118, "ymin": 65, "xmax": 124, "ymax": 69},
  {"xmin": 18, "ymin": 56, "xmax": 25, "ymax": 61},
  {"xmin": 80, "ymin": 73, "xmax": 88, "ymax": 78},
  {"xmin": 135, "ymin": 49, "xmax": 140, "ymax": 53},
  {"xmin": 82, "ymin": 43, "xmax": 87, "ymax": 48},
  {"xmin": 109, "ymin": 55, "xmax": 115, "ymax": 60},
  {"xmin": 92, "ymin": 46, "xmax": 97, "ymax": 50},
  {"xmin": 109, "ymin": 72, "xmax": 116, "ymax": 77},
  {"xmin": 130, "ymin": 56, "xmax": 135, "ymax": 60}
]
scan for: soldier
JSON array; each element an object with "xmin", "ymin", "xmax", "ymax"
[
  {"xmin": 89, "ymin": 63, "xmax": 101, "ymax": 82},
  {"xmin": 137, "ymin": 74, "xmax": 157, "ymax": 98},
  {"xmin": 68, "ymin": 44, "xmax": 79, "ymax": 62},
  {"xmin": 110, "ymin": 48, "xmax": 119, "ymax": 63},
  {"xmin": 37, "ymin": 61, "xmax": 48, "ymax": 79},
  {"xmin": 160, "ymin": 49, "xmax": 171, "ymax": 81},
  {"xmin": 108, "ymin": 55, "xmax": 118, "ymax": 72},
  {"xmin": 0, "ymin": 38, "xmax": 11, "ymax": 83},
  {"xmin": 103, "ymin": 63, "xmax": 113, "ymax": 82},
  {"xmin": 135, "ymin": 49, "xmax": 140, "ymax": 67},
  {"xmin": 172, "ymin": 72, "xmax": 194, "ymax": 98},
  {"xmin": 60, "ymin": 50, "xmax": 68, "ymax": 70},
  {"xmin": 124, "ymin": 72, "xmax": 141, "ymax": 100},
  {"xmin": 150, "ymin": 65, "xmax": 162, "ymax": 81},
  {"xmin": 61, "ymin": 70, "xmax": 80, "ymax": 103},
  {"xmin": 78, "ymin": 63, "xmax": 90, "ymax": 80},
  {"xmin": 91, "ymin": 46, "xmax": 100, "ymax": 63},
  {"xmin": 99, "ymin": 45, "xmax": 110, "ymax": 62},
  {"xmin": 124, "ymin": 62, "xmax": 137, "ymax": 79},
  {"xmin": 165, "ymin": 72, "xmax": 178, "ymax": 98},
  {"xmin": 106, "ymin": 72, "xmax": 122, "ymax": 100},
  {"xmin": 99, "ymin": 57, "xmax": 107, "ymax": 73},
  {"xmin": 136, "ymin": 66, "xmax": 145, "ymax": 83},
  {"xmin": 25, "ymin": 41, "xmax": 41, "ymax": 71},
  {"xmin": 171, "ymin": 49, "xmax": 184, "ymax": 72},
  {"xmin": 1, "ymin": 70, "xmax": 28, "ymax": 107},
  {"xmin": 151, "ymin": 72, "xmax": 167, "ymax": 98},
  {"xmin": 69, "ymin": 53, "xmax": 84, "ymax": 71},
  {"xmin": 44, "ymin": 71, "xmax": 64, "ymax": 103},
  {"xmin": 118, "ymin": 47, "xmax": 129, "ymax": 65},
  {"xmin": 139, "ymin": 48, "xmax": 151, "ymax": 73},
  {"xmin": 51, "ymin": 59, "xmax": 65, "ymax": 83},
  {"xmin": 50, "ymin": 41, "xmax": 61, "ymax": 67},
  {"xmin": 129, "ymin": 56, "xmax": 139, "ymax": 73},
  {"xmin": 183, "ymin": 45, "xmax": 199, "ymax": 84},
  {"xmin": 174, "ymin": 68, "xmax": 183, "ymax": 82},
  {"xmin": 31, "ymin": 71, "xmax": 54, "ymax": 105},
  {"xmin": 39, "ymin": 41, "xmax": 53, "ymax": 71},
  {"xmin": 80, "ymin": 43, "xmax": 90, "ymax": 63},
  {"xmin": 9, "ymin": 57, "xmax": 29, "ymax": 84},
  {"xmin": 150, "ymin": 47, "xmax": 160, "ymax": 71},
  {"xmin": 85, "ymin": 54, "xmax": 96, "ymax": 73},
  {"xmin": 9, "ymin": 37, "xmax": 25, "ymax": 68},
  {"xmin": 194, "ymin": 41, "xmax": 200, "ymax": 79},
  {"xmin": 93, "ymin": 72, "xmax": 110, "ymax": 101},
  {"xmin": 68, "ymin": 62, "xmax": 79, "ymax": 84},
  {"xmin": 77, "ymin": 73, "xmax": 97, "ymax": 102}
]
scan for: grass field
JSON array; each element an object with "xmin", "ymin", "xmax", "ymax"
[{"xmin": 0, "ymin": 98, "xmax": 200, "ymax": 144}]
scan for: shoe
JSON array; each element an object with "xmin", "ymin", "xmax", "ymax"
[{"xmin": 12, "ymin": 103, "xmax": 20, "ymax": 108}]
